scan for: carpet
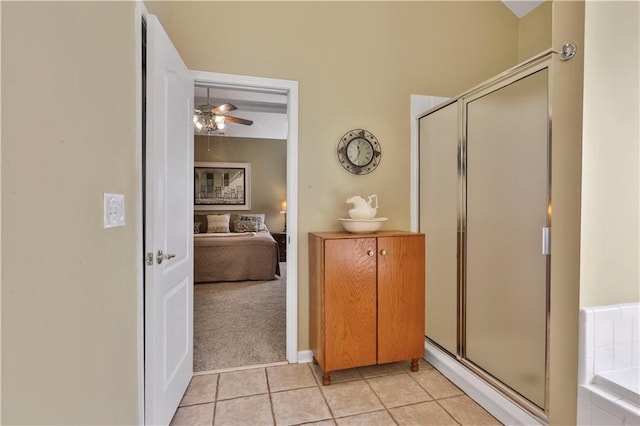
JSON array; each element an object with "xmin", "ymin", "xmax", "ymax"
[{"xmin": 193, "ymin": 263, "xmax": 286, "ymax": 372}]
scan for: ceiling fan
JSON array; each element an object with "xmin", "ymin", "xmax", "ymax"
[{"xmin": 194, "ymin": 87, "xmax": 254, "ymax": 133}]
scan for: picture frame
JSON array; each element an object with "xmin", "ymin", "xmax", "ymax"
[{"xmin": 194, "ymin": 162, "xmax": 251, "ymax": 211}]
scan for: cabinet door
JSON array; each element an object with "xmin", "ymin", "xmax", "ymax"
[
  {"xmin": 377, "ymin": 235, "xmax": 426, "ymax": 364},
  {"xmin": 324, "ymin": 238, "xmax": 378, "ymax": 371}
]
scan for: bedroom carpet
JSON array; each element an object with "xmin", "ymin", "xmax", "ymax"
[{"xmin": 194, "ymin": 263, "xmax": 286, "ymax": 372}]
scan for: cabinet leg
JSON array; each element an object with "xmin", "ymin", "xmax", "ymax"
[
  {"xmin": 411, "ymin": 358, "xmax": 419, "ymax": 372},
  {"xmin": 322, "ymin": 372, "xmax": 331, "ymax": 386},
  {"xmin": 312, "ymin": 356, "xmax": 318, "ymax": 365}
]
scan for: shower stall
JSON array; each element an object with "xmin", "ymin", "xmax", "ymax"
[{"xmin": 419, "ymin": 56, "xmax": 552, "ymax": 421}]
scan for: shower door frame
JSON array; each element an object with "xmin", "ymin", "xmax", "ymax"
[
  {"xmin": 458, "ymin": 57, "xmax": 552, "ymax": 421},
  {"xmin": 418, "ymin": 54, "xmax": 553, "ymax": 423}
]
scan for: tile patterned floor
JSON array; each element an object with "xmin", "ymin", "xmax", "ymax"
[{"xmin": 171, "ymin": 359, "xmax": 503, "ymax": 426}]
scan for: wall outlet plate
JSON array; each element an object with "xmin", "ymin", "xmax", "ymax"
[{"xmin": 104, "ymin": 193, "xmax": 125, "ymax": 228}]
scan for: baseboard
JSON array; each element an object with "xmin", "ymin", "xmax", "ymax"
[
  {"xmin": 297, "ymin": 350, "xmax": 313, "ymax": 364},
  {"xmin": 425, "ymin": 341, "xmax": 543, "ymax": 425}
]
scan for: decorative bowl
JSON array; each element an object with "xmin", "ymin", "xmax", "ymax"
[{"xmin": 337, "ymin": 217, "xmax": 388, "ymax": 233}]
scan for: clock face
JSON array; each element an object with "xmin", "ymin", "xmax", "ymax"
[
  {"xmin": 337, "ymin": 129, "xmax": 381, "ymax": 175},
  {"xmin": 346, "ymin": 138, "xmax": 374, "ymax": 166}
]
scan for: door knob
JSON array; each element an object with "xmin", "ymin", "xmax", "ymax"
[
  {"xmin": 156, "ymin": 250, "xmax": 176, "ymax": 264},
  {"xmin": 380, "ymin": 249, "xmax": 387, "ymax": 256},
  {"xmin": 367, "ymin": 250, "xmax": 375, "ymax": 257}
]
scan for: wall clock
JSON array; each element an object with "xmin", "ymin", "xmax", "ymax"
[{"xmin": 337, "ymin": 129, "xmax": 382, "ymax": 175}]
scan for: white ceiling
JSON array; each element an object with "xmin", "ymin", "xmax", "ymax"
[
  {"xmin": 501, "ymin": 0, "xmax": 545, "ymax": 18},
  {"xmin": 194, "ymin": 84, "xmax": 288, "ymax": 139}
]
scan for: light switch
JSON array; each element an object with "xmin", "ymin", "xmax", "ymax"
[{"xmin": 104, "ymin": 193, "xmax": 125, "ymax": 228}]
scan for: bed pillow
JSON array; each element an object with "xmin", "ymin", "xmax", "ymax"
[
  {"xmin": 239, "ymin": 213, "xmax": 267, "ymax": 232},
  {"xmin": 207, "ymin": 214, "xmax": 230, "ymax": 233},
  {"xmin": 195, "ymin": 214, "xmax": 208, "ymax": 232},
  {"xmin": 234, "ymin": 217, "xmax": 259, "ymax": 233}
]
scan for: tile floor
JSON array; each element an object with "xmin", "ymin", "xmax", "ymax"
[{"xmin": 171, "ymin": 359, "xmax": 503, "ymax": 426}]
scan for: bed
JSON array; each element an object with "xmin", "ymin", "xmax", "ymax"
[{"xmin": 193, "ymin": 213, "xmax": 281, "ymax": 283}]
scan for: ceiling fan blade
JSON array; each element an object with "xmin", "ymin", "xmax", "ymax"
[
  {"xmin": 212, "ymin": 103, "xmax": 237, "ymax": 115},
  {"xmin": 224, "ymin": 115, "xmax": 254, "ymax": 126}
]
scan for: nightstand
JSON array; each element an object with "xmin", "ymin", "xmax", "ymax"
[{"xmin": 272, "ymin": 232, "xmax": 287, "ymax": 262}]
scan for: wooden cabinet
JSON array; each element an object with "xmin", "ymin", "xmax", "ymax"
[
  {"xmin": 272, "ymin": 232, "xmax": 287, "ymax": 262},
  {"xmin": 309, "ymin": 231, "xmax": 425, "ymax": 385}
]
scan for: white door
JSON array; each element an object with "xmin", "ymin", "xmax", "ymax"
[{"xmin": 145, "ymin": 15, "xmax": 194, "ymax": 426}]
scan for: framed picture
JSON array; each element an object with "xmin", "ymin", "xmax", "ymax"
[{"xmin": 194, "ymin": 162, "xmax": 251, "ymax": 211}]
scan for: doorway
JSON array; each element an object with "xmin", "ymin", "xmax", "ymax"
[{"xmin": 191, "ymin": 71, "xmax": 299, "ymax": 370}]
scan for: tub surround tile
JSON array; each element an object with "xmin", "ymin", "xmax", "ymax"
[
  {"xmin": 595, "ymin": 319, "xmax": 615, "ymax": 347},
  {"xmin": 578, "ymin": 356, "xmax": 595, "ymax": 385},
  {"xmin": 613, "ymin": 342, "xmax": 633, "ymax": 370},
  {"xmin": 615, "ymin": 317, "xmax": 634, "ymax": 345},
  {"xmin": 591, "ymin": 404, "xmax": 623, "ymax": 426},
  {"xmin": 580, "ymin": 303, "xmax": 640, "ymax": 426},
  {"xmin": 595, "ymin": 345, "xmax": 615, "ymax": 374},
  {"xmin": 595, "ymin": 306, "xmax": 622, "ymax": 323},
  {"xmin": 588, "ymin": 383, "xmax": 640, "ymax": 422}
]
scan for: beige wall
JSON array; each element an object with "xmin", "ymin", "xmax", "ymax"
[
  {"xmin": 163, "ymin": 1, "xmax": 520, "ymax": 352},
  {"xmin": 0, "ymin": 1, "xmax": 593, "ymax": 424},
  {"xmin": 1, "ymin": 2, "xmax": 140, "ymax": 424},
  {"xmin": 548, "ymin": 1, "xmax": 585, "ymax": 424},
  {"xmin": 195, "ymin": 136, "xmax": 287, "ymax": 232},
  {"xmin": 580, "ymin": 1, "xmax": 640, "ymax": 307},
  {"xmin": 518, "ymin": 0, "xmax": 552, "ymax": 62}
]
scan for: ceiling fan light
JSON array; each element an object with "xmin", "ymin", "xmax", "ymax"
[
  {"xmin": 217, "ymin": 122, "xmax": 225, "ymax": 130},
  {"xmin": 214, "ymin": 115, "xmax": 225, "ymax": 125},
  {"xmin": 195, "ymin": 121, "xmax": 204, "ymax": 131}
]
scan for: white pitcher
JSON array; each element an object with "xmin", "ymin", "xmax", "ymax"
[{"xmin": 346, "ymin": 194, "xmax": 378, "ymax": 220}]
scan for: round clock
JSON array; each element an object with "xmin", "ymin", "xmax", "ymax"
[{"xmin": 337, "ymin": 129, "xmax": 382, "ymax": 175}]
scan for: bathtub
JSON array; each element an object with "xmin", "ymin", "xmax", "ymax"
[{"xmin": 577, "ymin": 303, "xmax": 640, "ymax": 425}]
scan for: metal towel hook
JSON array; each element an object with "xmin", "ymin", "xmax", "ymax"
[{"xmin": 554, "ymin": 43, "xmax": 577, "ymax": 61}]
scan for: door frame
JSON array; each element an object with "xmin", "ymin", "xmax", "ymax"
[
  {"xmin": 190, "ymin": 70, "xmax": 299, "ymax": 366},
  {"xmin": 135, "ymin": 4, "xmax": 299, "ymax": 423},
  {"xmin": 412, "ymin": 58, "xmax": 554, "ymax": 425}
]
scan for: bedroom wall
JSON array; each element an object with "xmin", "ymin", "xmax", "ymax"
[
  {"xmin": 1, "ymin": 2, "xmax": 140, "ymax": 424},
  {"xmin": 162, "ymin": 1, "xmax": 520, "ymax": 354},
  {"xmin": 194, "ymin": 136, "xmax": 287, "ymax": 232}
]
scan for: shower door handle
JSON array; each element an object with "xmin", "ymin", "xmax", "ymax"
[{"xmin": 542, "ymin": 227, "xmax": 550, "ymax": 255}]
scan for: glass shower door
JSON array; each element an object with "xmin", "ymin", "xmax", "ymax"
[
  {"xmin": 419, "ymin": 102, "xmax": 459, "ymax": 355},
  {"xmin": 464, "ymin": 68, "xmax": 549, "ymax": 409}
]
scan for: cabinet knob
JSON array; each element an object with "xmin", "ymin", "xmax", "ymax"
[
  {"xmin": 380, "ymin": 249, "xmax": 387, "ymax": 256},
  {"xmin": 367, "ymin": 250, "xmax": 375, "ymax": 257}
]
